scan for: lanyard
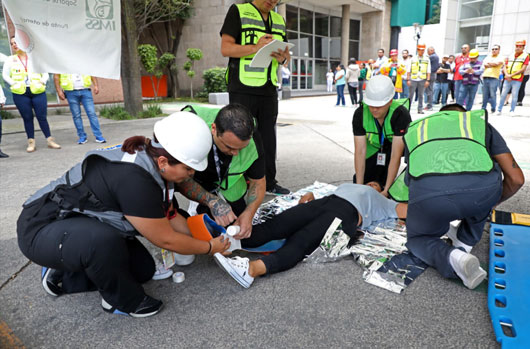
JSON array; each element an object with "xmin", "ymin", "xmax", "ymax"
[
  {"xmin": 374, "ymin": 118, "xmax": 385, "ymax": 150},
  {"xmin": 18, "ymin": 55, "xmax": 28, "ymax": 72},
  {"xmin": 212, "ymin": 145, "xmax": 230, "ymax": 190}
]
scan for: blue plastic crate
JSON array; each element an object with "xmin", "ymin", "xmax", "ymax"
[{"xmin": 488, "ymin": 223, "xmax": 530, "ymax": 348}]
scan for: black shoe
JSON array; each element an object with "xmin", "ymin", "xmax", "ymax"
[
  {"xmin": 101, "ymin": 295, "xmax": 163, "ymax": 318},
  {"xmin": 0, "ymin": 149, "xmax": 8, "ymax": 158},
  {"xmin": 266, "ymin": 183, "xmax": 291, "ymax": 195},
  {"xmin": 517, "ymin": 102, "xmax": 523, "ymax": 106},
  {"xmin": 41, "ymin": 267, "xmax": 63, "ymax": 297}
]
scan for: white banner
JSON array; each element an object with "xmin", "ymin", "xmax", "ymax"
[{"xmin": 3, "ymin": 0, "xmax": 121, "ymax": 79}]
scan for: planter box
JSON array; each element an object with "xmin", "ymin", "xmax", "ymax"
[{"xmin": 208, "ymin": 92, "xmax": 229, "ymax": 105}]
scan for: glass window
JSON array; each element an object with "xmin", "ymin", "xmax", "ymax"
[
  {"xmin": 299, "ymin": 8, "xmax": 313, "ymax": 34},
  {"xmin": 315, "ymin": 60, "xmax": 329, "ymax": 85},
  {"xmin": 349, "ymin": 41, "xmax": 359, "ymax": 61},
  {"xmin": 291, "ymin": 59, "xmax": 298, "ymax": 89},
  {"xmin": 299, "ymin": 33, "xmax": 313, "ymax": 58},
  {"xmin": 460, "ymin": 0, "xmax": 494, "ymax": 19},
  {"xmin": 315, "ymin": 36, "xmax": 329, "ymax": 59},
  {"xmin": 330, "ymin": 38, "xmax": 341, "ymax": 59},
  {"xmin": 286, "ymin": 5, "xmax": 298, "ymax": 31},
  {"xmin": 0, "ymin": 11, "xmax": 13, "ymax": 105},
  {"xmin": 287, "ymin": 30, "xmax": 299, "ymax": 57},
  {"xmin": 349, "ymin": 19, "xmax": 360, "ymax": 40},
  {"xmin": 315, "ymin": 12, "xmax": 328, "ymax": 36},
  {"xmin": 330, "ymin": 16, "xmax": 341, "ymax": 38}
]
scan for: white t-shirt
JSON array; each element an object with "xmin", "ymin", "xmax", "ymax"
[
  {"xmin": 447, "ymin": 62, "xmax": 455, "ymax": 80},
  {"xmin": 332, "ymin": 183, "xmax": 398, "ymax": 229},
  {"xmin": 326, "ymin": 72, "xmax": 334, "ymax": 82}
]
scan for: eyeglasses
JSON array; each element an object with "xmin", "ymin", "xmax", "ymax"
[{"xmin": 492, "ymin": 48, "xmax": 499, "ymax": 50}]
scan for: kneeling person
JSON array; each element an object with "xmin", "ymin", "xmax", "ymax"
[
  {"xmin": 178, "ymin": 104, "xmax": 266, "ymax": 239},
  {"xmin": 352, "ymin": 75, "xmax": 411, "ymax": 196}
]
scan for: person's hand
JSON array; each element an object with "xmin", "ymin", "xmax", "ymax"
[
  {"xmin": 93, "ymin": 86, "xmax": 99, "ymax": 95},
  {"xmin": 255, "ymin": 34, "xmax": 273, "ymax": 52},
  {"xmin": 208, "ymin": 197, "xmax": 237, "ymax": 227},
  {"xmin": 209, "ymin": 235, "xmax": 230, "ymax": 255},
  {"xmin": 233, "ymin": 210, "xmax": 254, "ymax": 239},
  {"xmin": 424, "ymin": 80, "xmax": 430, "ymax": 88},
  {"xmin": 505, "ymin": 74, "xmax": 512, "ymax": 81},
  {"xmin": 57, "ymin": 90, "xmax": 66, "ymax": 100},
  {"xmin": 407, "ymin": 80, "xmax": 411, "ymax": 87},
  {"xmin": 298, "ymin": 192, "xmax": 315, "ymax": 204},
  {"xmin": 271, "ymin": 46, "xmax": 289, "ymax": 63},
  {"xmin": 380, "ymin": 190, "xmax": 389, "ymax": 198}
]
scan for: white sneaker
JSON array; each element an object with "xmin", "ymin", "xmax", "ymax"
[
  {"xmin": 496, "ymin": 111, "xmax": 502, "ymax": 116},
  {"xmin": 214, "ymin": 253, "xmax": 254, "ymax": 288},
  {"xmin": 445, "ymin": 220, "xmax": 472, "ymax": 253},
  {"xmin": 449, "ymin": 249, "xmax": 487, "ymax": 289},
  {"xmin": 173, "ymin": 253, "xmax": 196, "ymax": 266},
  {"xmin": 226, "ymin": 235, "xmax": 242, "ymax": 252},
  {"xmin": 152, "ymin": 265, "xmax": 173, "ymax": 280}
]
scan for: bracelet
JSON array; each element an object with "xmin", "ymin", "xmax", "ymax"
[{"xmin": 206, "ymin": 240, "xmax": 212, "ymax": 255}]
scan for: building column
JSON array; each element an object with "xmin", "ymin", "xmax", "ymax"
[
  {"xmin": 277, "ymin": 3, "xmax": 286, "ymax": 18},
  {"xmin": 341, "ymin": 4, "xmax": 350, "ymax": 65}
]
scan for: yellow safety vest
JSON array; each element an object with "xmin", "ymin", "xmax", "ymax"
[
  {"xmin": 59, "ymin": 74, "xmax": 92, "ymax": 91},
  {"xmin": 8, "ymin": 55, "xmax": 46, "ymax": 95},
  {"xmin": 410, "ymin": 55, "xmax": 429, "ymax": 80},
  {"xmin": 506, "ymin": 52, "xmax": 529, "ymax": 80}
]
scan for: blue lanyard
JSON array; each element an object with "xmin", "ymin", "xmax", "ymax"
[{"xmin": 375, "ymin": 118, "xmax": 385, "ymax": 150}]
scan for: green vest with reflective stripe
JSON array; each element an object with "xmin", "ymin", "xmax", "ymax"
[
  {"xmin": 59, "ymin": 74, "xmax": 92, "ymax": 91},
  {"xmin": 233, "ymin": 3, "xmax": 286, "ymax": 87},
  {"xmin": 362, "ymin": 98, "xmax": 410, "ymax": 158},
  {"xmin": 183, "ymin": 105, "xmax": 259, "ymax": 202},
  {"xmin": 388, "ymin": 169, "xmax": 408, "ymax": 202},
  {"xmin": 8, "ymin": 55, "xmax": 46, "ymax": 95},
  {"xmin": 404, "ymin": 110, "xmax": 494, "ymax": 179}
]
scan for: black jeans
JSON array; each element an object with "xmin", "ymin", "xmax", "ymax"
[
  {"xmin": 19, "ymin": 215, "xmax": 155, "ymax": 313},
  {"xmin": 348, "ymin": 84, "xmax": 358, "ymax": 105},
  {"xmin": 242, "ymin": 195, "xmax": 359, "ymax": 274},
  {"xmin": 517, "ymin": 74, "xmax": 529, "ymax": 103},
  {"xmin": 229, "ymin": 92, "xmax": 279, "ymax": 190}
]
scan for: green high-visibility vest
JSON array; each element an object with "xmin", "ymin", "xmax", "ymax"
[
  {"xmin": 7, "ymin": 55, "xmax": 46, "ymax": 95},
  {"xmin": 362, "ymin": 98, "xmax": 410, "ymax": 158},
  {"xmin": 229, "ymin": 3, "xmax": 286, "ymax": 88},
  {"xmin": 404, "ymin": 110, "xmax": 494, "ymax": 179},
  {"xmin": 182, "ymin": 105, "xmax": 259, "ymax": 202},
  {"xmin": 59, "ymin": 74, "xmax": 92, "ymax": 91},
  {"xmin": 388, "ymin": 169, "xmax": 408, "ymax": 202}
]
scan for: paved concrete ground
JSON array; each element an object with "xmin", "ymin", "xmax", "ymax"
[{"xmin": 1, "ymin": 95, "xmax": 529, "ymax": 348}]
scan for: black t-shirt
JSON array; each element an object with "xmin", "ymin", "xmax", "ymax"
[
  {"xmin": 352, "ymin": 105, "xmax": 412, "ymax": 157},
  {"xmin": 193, "ymin": 131, "xmax": 266, "ymax": 194},
  {"xmin": 83, "ymin": 156, "xmax": 172, "ymax": 219},
  {"xmin": 220, "ymin": 4, "xmax": 286, "ymax": 96},
  {"xmin": 436, "ymin": 62, "xmax": 450, "ymax": 83}
]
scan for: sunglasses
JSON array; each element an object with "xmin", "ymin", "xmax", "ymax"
[{"xmin": 492, "ymin": 48, "xmax": 499, "ymax": 50}]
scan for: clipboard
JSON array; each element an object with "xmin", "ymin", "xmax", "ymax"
[{"xmin": 249, "ymin": 40, "xmax": 294, "ymax": 68}]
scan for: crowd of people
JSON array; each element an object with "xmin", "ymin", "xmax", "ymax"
[
  {"xmin": 329, "ymin": 40, "xmax": 530, "ymax": 116},
  {"xmin": 10, "ymin": 0, "xmax": 528, "ymax": 320}
]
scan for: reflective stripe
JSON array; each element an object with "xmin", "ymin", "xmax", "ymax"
[
  {"xmin": 272, "ymin": 23, "xmax": 285, "ymax": 31},
  {"xmin": 241, "ymin": 17, "xmax": 264, "ymax": 27},
  {"xmin": 244, "ymin": 65, "xmax": 266, "ymax": 73},
  {"xmin": 458, "ymin": 112, "xmax": 473, "ymax": 139},
  {"xmin": 418, "ymin": 119, "xmax": 427, "ymax": 144}
]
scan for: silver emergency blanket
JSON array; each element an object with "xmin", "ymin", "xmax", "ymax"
[{"xmin": 253, "ymin": 182, "xmax": 427, "ymax": 294}]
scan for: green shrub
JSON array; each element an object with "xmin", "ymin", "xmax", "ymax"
[
  {"xmin": 100, "ymin": 106, "xmax": 132, "ymax": 120},
  {"xmin": 202, "ymin": 67, "xmax": 227, "ymax": 94},
  {"xmin": 0, "ymin": 109, "xmax": 18, "ymax": 119},
  {"xmin": 138, "ymin": 104, "xmax": 163, "ymax": 119}
]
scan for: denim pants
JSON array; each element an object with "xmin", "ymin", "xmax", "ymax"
[
  {"xmin": 401, "ymin": 81, "xmax": 409, "ymax": 99},
  {"xmin": 409, "ymin": 80, "xmax": 426, "ymax": 111},
  {"xmin": 336, "ymin": 84, "xmax": 345, "ymax": 105},
  {"xmin": 12, "ymin": 88, "xmax": 51, "ymax": 139},
  {"xmin": 457, "ymin": 83, "xmax": 479, "ymax": 111},
  {"xmin": 406, "ymin": 180, "xmax": 502, "ymax": 278},
  {"xmin": 498, "ymin": 80, "xmax": 522, "ymax": 113},
  {"xmin": 433, "ymin": 82, "xmax": 449, "ymax": 106},
  {"xmin": 481, "ymin": 77, "xmax": 499, "ymax": 112},
  {"xmin": 424, "ymin": 74, "xmax": 436, "ymax": 109},
  {"xmin": 454, "ymin": 80, "xmax": 462, "ymax": 105},
  {"xmin": 65, "ymin": 89, "xmax": 103, "ymax": 138}
]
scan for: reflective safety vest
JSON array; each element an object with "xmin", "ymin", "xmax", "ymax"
[
  {"xmin": 506, "ymin": 52, "xmax": 530, "ymax": 80},
  {"xmin": 21, "ymin": 146, "xmax": 172, "ymax": 237},
  {"xmin": 362, "ymin": 98, "xmax": 410, "ymax": 158},
  {"xmin": 182, "ymin": 105, "xmax": 259, "ymax": 202},
  {"xmin": 7, "ymin": 55, "xmax": 46, "ymax": 95},
  {"xmin": 59, "ymin": 74, "xmax": 92, "ymax": 91},
  {"xmin": 404, "ymin": 110, "xmax": 494, "ymax": 179},
  {"xmin": 410, "ymin": 55, "xmax": 430, "ymax": 80},
  {"xmin": 230, "ymin": 3, "xmax": 286, "ymax": 88},
  {"xmin": 388, "ymin": 169, "xmax": 408, "ymax": 202},
  {"xmin": 366, "ymin": 67, "xmax": 372, "ymax": 80}
]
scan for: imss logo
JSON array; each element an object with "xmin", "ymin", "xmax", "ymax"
[{"xmin": 85, "ymin": 0, "xmax": 116, "ymax": 30}]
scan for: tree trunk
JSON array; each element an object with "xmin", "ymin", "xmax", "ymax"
[{"xmin": 121, "ymin": 0, "xmax": 143, "ymax": 116}]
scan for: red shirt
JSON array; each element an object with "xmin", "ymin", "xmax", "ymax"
[
  {"xmin": 453, "ymin": 54, "xmax": 470, "ymax": 81},
  {"xmin": 505, "ymin": 52, "xmax": 530, "ymax": 82}
]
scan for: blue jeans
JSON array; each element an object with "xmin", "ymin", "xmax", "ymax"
[
  {"xmin": 433, "ymin": 82, "xmax": 449, "ymax": 106},
  {"xmin": 65, "ymin": 89, "xmax": 103, "ymax": 138},
  {"xmin": 498, "ymin": 80, "xmax": 522, "ymax": 113},
  {"xmin": 454, "ymin": 80, "xmax": 462, "ymax": 105},
  {"xmin": 12, "ymin": 88, "xmax": 51, "ymax": 139},
  {"xmin": 336, "ymin": 84, "xmax": 345, "ymax": 105},
  {"xmin": 481, "ymin": 78, "xmax": 499, "ymax": 111},
  {"xmin": 401, "ymin": 81, "xmax": 409, "ymax": 99},
  {"xmin": 457, "ymin": 83, "xmax": 479, "ymax": 111}
]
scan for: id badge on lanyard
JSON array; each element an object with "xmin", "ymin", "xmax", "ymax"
[{"xmin": 376, "ymin": 120, "xmax": 386, "ymax": 166}]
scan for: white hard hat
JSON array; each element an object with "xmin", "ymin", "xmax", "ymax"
[
  {"xmin": 154, "ymin": 111, "xmax": 212, "ymax": 171},
  {"xmin": 364, "ymin": 75, "xmax": 395, "ymax": 107}
]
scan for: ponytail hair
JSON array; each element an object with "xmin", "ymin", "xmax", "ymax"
[{"xmin": 121, "ymin": 135, "xmax": 181, "ymax": 165}]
